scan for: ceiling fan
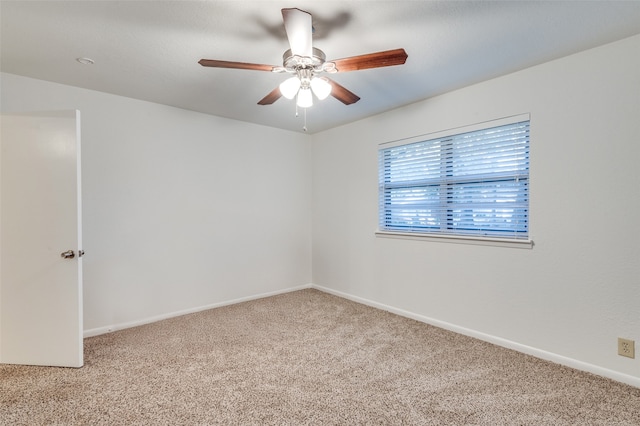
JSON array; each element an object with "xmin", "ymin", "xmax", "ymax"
[{"xmin": 199, "ymin": 8, "xmax": 408, "ymax": 108}]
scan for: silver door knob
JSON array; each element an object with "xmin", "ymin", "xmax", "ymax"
[{"xmin": 60, "ymin": 250, "xmax": 75, "ymax": 259}]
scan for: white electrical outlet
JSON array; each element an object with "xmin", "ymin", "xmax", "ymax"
[{"xmin": 618, "ymin": 338, "xmax": 635, "ymax": 359}]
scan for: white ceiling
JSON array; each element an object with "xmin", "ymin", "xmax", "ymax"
[{"xmin": 2, "ymin": 1, "xmax": 640, "ymax": 133}]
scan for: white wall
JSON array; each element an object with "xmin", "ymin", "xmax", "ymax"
[
  {"xmin": 1, "ymin": 73, "xmax": 312, "ymax": 334},
  {"xmin": 311, "ymin": 34, "xmax": 640, "ymax": 385}
]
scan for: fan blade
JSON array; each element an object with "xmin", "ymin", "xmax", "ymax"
[
  {"xmin": 327, "ymin": 79, "xmax": 360, "ymax": 105},
  {"xmin": 330, "ymin": 48, "xmax": 408, "ymax": 72},
  {"xmin": 258, "ymin": 87, "xmax": 282, "ymax": 105},
  {"xmin": 199, "ymin": 59, "xmax": 275, "ymax": 72},
  {"xmin": 282, "ymin": 8, "xmax": 313, "ymax": 57}
]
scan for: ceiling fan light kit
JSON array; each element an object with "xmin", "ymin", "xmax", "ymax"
[
  {"xmin": 279, "ymin": 76, "xmax": 301, "ymax": 99},
  {"xmin": 310, "ymin": 77, "xmax": 331, "ymax": 100},
  {"xmin": 297, "ymin": 87, "xmax": 313, "ymax": 108},
  {"xmin": 199, "ymin": 7, "xmax": 408, "ymax": 125}
]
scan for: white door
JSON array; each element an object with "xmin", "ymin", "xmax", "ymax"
[{"xmin": 0, "ymin": 110, "xmax": 83, "ymax": 368}]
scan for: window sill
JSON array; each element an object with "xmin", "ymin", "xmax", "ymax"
[{"xmin": 375, "ymin": 230, "xmax": 534, "ymax": 249}]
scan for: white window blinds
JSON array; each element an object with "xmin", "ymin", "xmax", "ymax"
[{"xmin": 378, "ymin": 116, "xmax": 530, "ymax": 239}]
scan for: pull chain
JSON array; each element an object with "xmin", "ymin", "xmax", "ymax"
[
  {"xmin": 294, "ymin": 102, "xmax": 308, "ymax": 132},
  {"xmin": 303, "ymin": 108, "xmax": 307, "ymax": 132}
]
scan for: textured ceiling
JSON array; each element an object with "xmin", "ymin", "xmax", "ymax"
[{"xmin": 2, "ymin": 1, "xmax": 640, "ymax": 133}]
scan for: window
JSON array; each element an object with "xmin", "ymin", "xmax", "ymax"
[{"xmin": 378, "ymin": 115, "xmax": 530, "ymax": 242}]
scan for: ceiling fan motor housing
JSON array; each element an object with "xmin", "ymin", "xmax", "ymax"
[{"xmin": 281, "ymin": 48, "xmax": 336, "ymax": 75}]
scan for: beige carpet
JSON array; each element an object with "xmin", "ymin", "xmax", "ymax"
[{"xmin": 2, "ymin": 289, "xmax": 640, "ymax": 425}]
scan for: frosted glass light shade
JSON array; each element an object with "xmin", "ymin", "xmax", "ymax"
[
  {"xmin": 279, "ymin": 77, "xmax": 301, "ymax": 99},
  {"xmin": 310, "ymin": 77, "xmax": 332, "ymax": 100},
  {"xmin": 297, "ymin": 87, "xmax": 313, "ymax": 108}
]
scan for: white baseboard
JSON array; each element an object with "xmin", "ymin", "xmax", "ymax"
[
  {"xmin": 311, "ymin": 284, "xmax": 640, "ymax": 389},
  {"xmin": 83, "ymin": 284, "xmax": 313, "ymax": 338}
]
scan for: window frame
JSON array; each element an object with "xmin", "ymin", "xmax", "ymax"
[{"xmin": 376, "ymin": 114, "xmax": 533, "ymax": 249}]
